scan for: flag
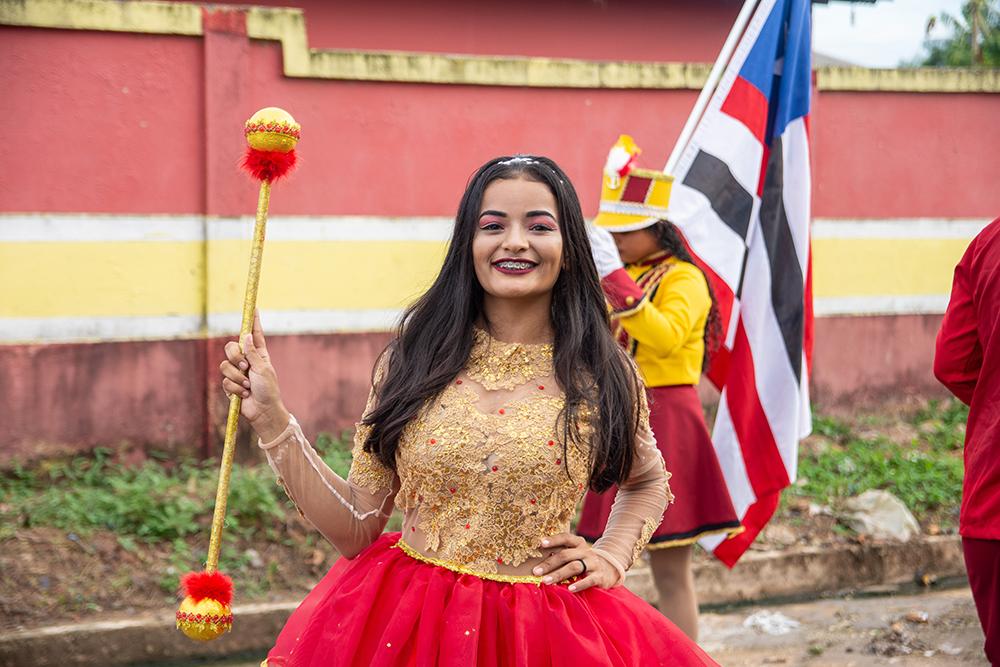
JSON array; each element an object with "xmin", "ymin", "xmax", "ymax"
[{"xmin": 666, "ymin": 0, "xmax": 814, "ymax": 567}]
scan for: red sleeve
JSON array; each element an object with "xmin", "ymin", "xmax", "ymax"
[
  {"xmin": 934, "ymin": 248, "xmax": 982, "ymax": 405},
  {"xmin": 601, "ymin": 268, "xmax": 646, "ymax": 316}
]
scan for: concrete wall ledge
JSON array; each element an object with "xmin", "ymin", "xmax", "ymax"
[
  {"xmin": 0, "ymin": 536, "xmax": 965, "ymax": 666},
  {"xmin": 634, "ymin": 534, "xmax": 965, "ymax": 607}
]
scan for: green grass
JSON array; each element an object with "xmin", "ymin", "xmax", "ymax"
[
  {"xmin": 2, "ymin": 400, "xmax": 965, "ymax": 553},
  {"xmin": 788, "ymin": 399, "xmax": 965, "ymax": 525},
  {"xmin": 1, "ymin": 432, "xmax": 361, "ymax": 596},
  {"xmin": 0, "ymin": 433, "xmax": 356, "ymax": 546}
]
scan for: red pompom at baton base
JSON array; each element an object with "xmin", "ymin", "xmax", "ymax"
[
  {"xmin": 241, "ymin": 147, "xmax": 297, "ymax": 183},
  {"xmin": 180, "ymin": 570, "xmax": 234, "ymax": 605}
]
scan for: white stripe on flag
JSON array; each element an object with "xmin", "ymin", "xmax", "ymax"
[
  {"xmin": 669, "ymin": 182, "xmax": 752, "ymax": 293},
  {"xmin": 693, "ymin": 111, "xmax": 766, "ymax": 196},
  {"xmin": 740, "ymin": 230, "xmax": 804, "ymax": 478},
  {"xmin": 782, "ymin": 118, "xmax": 811, "ymax": 274},
  {"xmin": 799, "ymin": 350, "xmax": 812, "ymax": 441},
  {"xmin": 708, "ymin": 397, "xmax": 757, "ymax": 519}
]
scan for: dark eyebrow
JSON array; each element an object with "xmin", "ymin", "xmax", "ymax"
[
  {"xmin": 526, "ymin": 210, "xmax": 557, "ymax": 220},
  {"xmin": 479, "ymin": 210, "xmax": 508, "ymax": 219}
]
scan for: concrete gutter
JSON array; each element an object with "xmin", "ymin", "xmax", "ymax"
[{"xmin": 0, "ymin": 536, "xmax": 965, "ymax": 667}]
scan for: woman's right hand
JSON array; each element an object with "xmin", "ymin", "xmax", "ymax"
[{"xmin": 219, "ymin": 310, "xmax": 290, "ymax": 440}]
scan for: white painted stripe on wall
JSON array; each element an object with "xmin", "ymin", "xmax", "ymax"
[
  {"xmin": 207, "ymin": 217, "xmax": 455, "ymax": 242},
  {"xmin": 0, "ymin": 310, "xmax": 406, "ymax": 343},
  {"xmin": 0, "ymin": 314, "xmax": 205, "ymax": 343},
  {"xmin": 0, "ymin": 214, "xmax": 455, "ymax": 243},
  {"xmin": 814, "ymin": 295, "xmax": 950, "ymax": 317},
  {"xmin": 0, "ymin": 214, "xmax": 205, "ymax": 243},
  {"xmin": 2, "ymin": 213, "xmax": 989, "ymax": 243},
  {"xmin": 207, "ymin": 309, "xmax": 404, "ymax": 336},
  {"xmin": 0, "ymin": 299, "xmax": 950, "ymax": 344},
  {"xmin": 812, "ymin": 218, "xmax": 990, "ymax": 239}
]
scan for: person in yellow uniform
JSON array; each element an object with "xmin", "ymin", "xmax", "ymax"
[{"xmin": 577, "ymin": 136, "xmax": 742, "ymax": 641}]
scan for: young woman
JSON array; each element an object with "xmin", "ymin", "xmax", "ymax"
[
  {"xmin": 577, "ymin": 137, "xmax": 742, "ymax": 642},
  {"xmin": 219, "ymin": 155, "xmax": 718, "ymax": 666}
]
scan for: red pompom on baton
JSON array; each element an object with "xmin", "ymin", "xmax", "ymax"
[{"xmin": 177, "ymin": 107, "xmax": 300, "ymax": 642}]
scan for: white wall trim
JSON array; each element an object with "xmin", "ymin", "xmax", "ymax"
[
  {"xmin": 812, "ymin": 218, "xmax": 990, "ymax": 239},
  {"xmin": 0, "ymin": 315, "xmax": 205, "ymax": 344},
  {"xmin": 0, "ymin": 214, "xmax": 206, "ymax": 243},
  {"xmin": 206, "ymin": 309, "xmax": 403, "ymax": 336},
  {"xmin": 814, "ymin": 295, "xmax": 949, "ymax": 317},
  {"xmin": 0, "ymin": 310, "xmax": 406, "ymax": 344},
  {"xmin": 3, "ymin": 213, "xmax": 989, "ymax": 243}
]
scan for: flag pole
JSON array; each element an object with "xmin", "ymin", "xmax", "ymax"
[{"xmin": 665, "ymin": 0, "xmax": 761, "ymax": 173}]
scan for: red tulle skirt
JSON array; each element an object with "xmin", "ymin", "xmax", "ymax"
[{"xmin": 264, "ymin": 533, "xmax": 718, "ymax": 666}]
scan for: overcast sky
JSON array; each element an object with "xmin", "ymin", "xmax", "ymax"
[{"xmin": 812, "ymin": 0, "xmax": 968, "ymax": 67}]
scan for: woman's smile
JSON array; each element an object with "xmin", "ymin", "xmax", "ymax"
[{"xmin": 491, "ymin": 257, "xmax": 539, "ymax": 275}]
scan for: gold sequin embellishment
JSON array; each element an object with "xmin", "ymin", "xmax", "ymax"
[
  {"xmin": 395, "ymin": 382, "xmax": 591, "ymax": 572},
  {"xmin": 464, "ymin": 328, "xmax": 554, "ymax": 391},
  {"xmin": 633, "ymin": 516, "xmax": 661, "ymax": 564}
]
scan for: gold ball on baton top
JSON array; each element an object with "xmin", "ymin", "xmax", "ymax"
[{"xmin": 244, "ymin": 107, "xmax": 300, "ymax": 153}]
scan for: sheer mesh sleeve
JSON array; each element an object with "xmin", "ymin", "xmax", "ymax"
[
  {"xmin": 590, "ymin": 389, "xmax": 673, "ymax": 586},
  {"xmin": 258, "ymin": 358, "xmax": 398, "ymax": 559}
]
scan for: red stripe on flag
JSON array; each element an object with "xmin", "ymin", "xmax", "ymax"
[
  {"xmin": 712, "ymin": 322, "xmax": 794, "ymax": 566},
  {"xmin": 676, "ymin": 240, "xmax": 736, "ymax": 389},
  {"xmin": 802, "ymin": 114, "xmax": 814, "ymax": 374},
  {"xmin": 804, "ymin": 239, "xmax": 814, "ymax": 374},
  {"xmin": 725, "ymin": 321, "xmax": 792, "ymax": 495},
  {"xmin": 756, "ymin": 144, "xmax": 770, "ymax": 198},
  {"xmin": 706, "ymin": 345, "xmax": 732, "ymax": 391},
  {"xmin": 714, "ymin": 491, "xmax": 780, "ymax": 567},
  {"xmin": 721, "ymin": 76, "xmax": 768, "ymax": 144}
]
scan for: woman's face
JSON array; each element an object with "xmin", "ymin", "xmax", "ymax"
[
  {"xmin": 611, "ymin": 228, "xmax": 660, "ymax": 264},
  {"xmin": 472, "ymin": 176, "xmax": 564, "ymax": 302}
]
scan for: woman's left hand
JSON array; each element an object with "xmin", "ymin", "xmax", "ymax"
[{"xmin": 533, "ymin": 533, "xmax": 618, "ymax": 593}]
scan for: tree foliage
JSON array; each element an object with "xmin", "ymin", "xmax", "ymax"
[{"xmin": 919, "ymin": 0, "xmax": 1000, "ymax": 66}]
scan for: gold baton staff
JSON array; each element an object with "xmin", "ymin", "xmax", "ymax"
[{"xmin": 176, "ymin": 107, "xmax": 301, "ymax": 642}]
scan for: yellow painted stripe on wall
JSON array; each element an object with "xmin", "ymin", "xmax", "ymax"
[
  {"xmin": 206, "ymin": 240, "xmax": 447, "ymax": 312},
  {"xmin": 811, "ymin": 238, "xmax": 965, "ymax": 298},
  {"xmin": 1, "ymin": 240, "xmax": 447, "ymax": 318},
  {"xmin": 1, "ymin": 236, "xmax": 964, "ymax": 318},
  {"xmin": 0, "ymin": 242, "xmax": 204, "ymax": 317}
]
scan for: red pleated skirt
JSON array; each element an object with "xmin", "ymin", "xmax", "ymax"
[
  {"xmin": 577, "ymin": 385, "xmax": 741, "ymax": 548},
  {"xmin": 263, "ymin": 533, "xmax": 718, "ymax": 666}
]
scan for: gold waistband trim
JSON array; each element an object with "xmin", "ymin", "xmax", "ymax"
[{"xmin": 393, "ymin": 539, "xmax": 546, "ymax": 585}]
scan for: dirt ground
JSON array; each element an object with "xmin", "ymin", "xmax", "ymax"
[
  {"xmin": 0, "ymin": 509, "xmax": 869, "ymax": 632},
  {"xmin": 701, "ymin": 586, "xmax": 987, "ymax": 666},
  {"xmin": 0, "ymin": 523, "xmax": 335, "ymax": 632}
]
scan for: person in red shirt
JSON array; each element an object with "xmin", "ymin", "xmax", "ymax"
[{"xmin": 934, "ymin": 216, "xmax": 1000, "ymax": 665}]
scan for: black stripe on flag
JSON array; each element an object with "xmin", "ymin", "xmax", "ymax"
[
  {"xmin": 759, "ymin": 136, "xmax": 804, "ymax": 381},
  {"xmin": 683, "ymin": 150, "xmax": 754, "ymax": 241}
]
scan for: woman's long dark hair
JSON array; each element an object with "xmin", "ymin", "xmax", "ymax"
[
  {"xmin": 361, "ymin": 156, "xmax": 643, "ymax": 491},
  {"xmin": 650, "ymin": 220, "xmax": 723, "ymax": 371}
]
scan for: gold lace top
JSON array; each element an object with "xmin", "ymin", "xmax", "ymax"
[{"xmin": 259, "ymin": 329, "xmax": 672, "ymax": 583}]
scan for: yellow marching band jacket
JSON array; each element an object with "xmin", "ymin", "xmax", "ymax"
[{"xmin": 595, "ymin": 135, "xmax": 710, "ymax": 388}]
